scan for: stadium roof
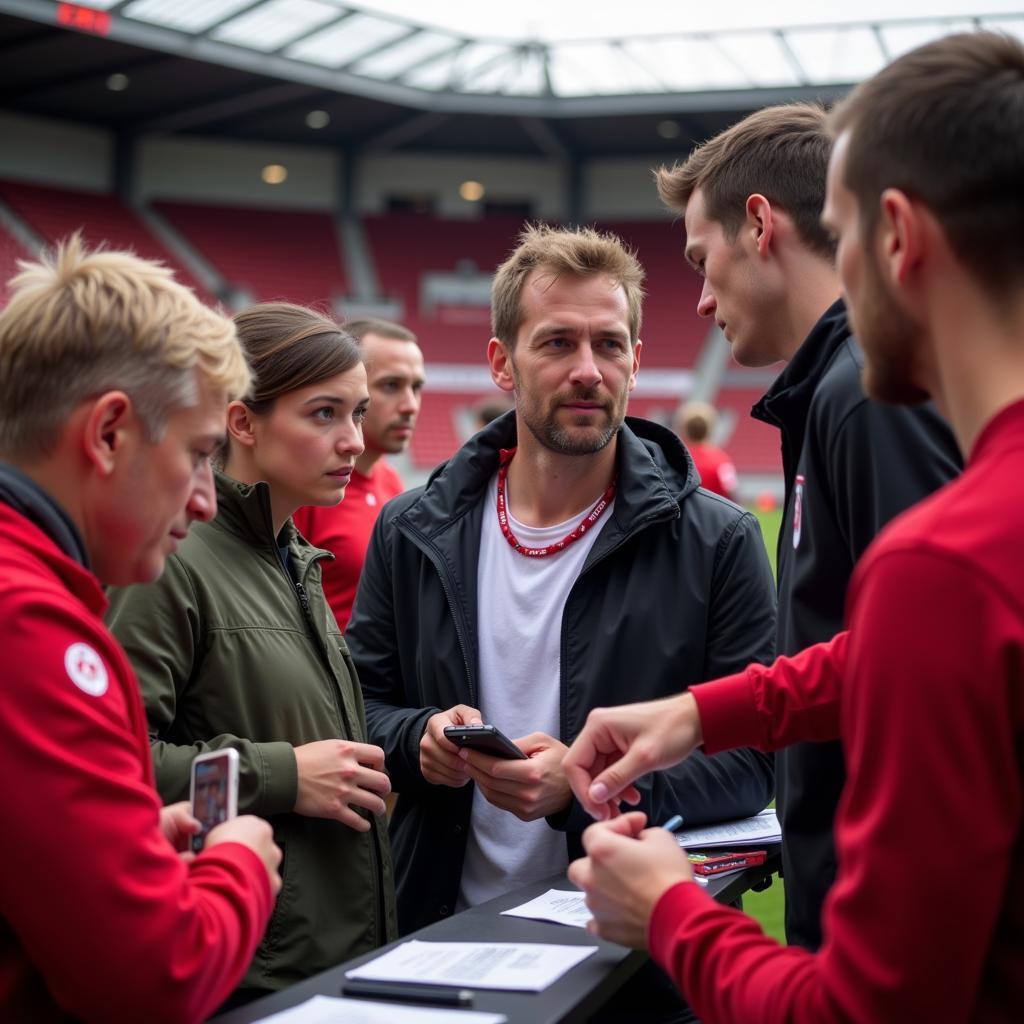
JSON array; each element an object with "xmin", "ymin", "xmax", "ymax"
[
  {"xmin": 5, "ymin": 0, "xmax": 1024, "ymax": 117},
  {"xmin": 2, "ymin": 1, "xmax": 1023, "ymax": 160}
]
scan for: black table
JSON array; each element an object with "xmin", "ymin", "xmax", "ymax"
[{"xmin": 216, "ymin": 846, "xmax": 780, "ymax": 1024}]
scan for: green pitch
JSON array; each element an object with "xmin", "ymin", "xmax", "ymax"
[{"xmin": 747, "ymin": 505, "xmax": 785, "ymax": 942}]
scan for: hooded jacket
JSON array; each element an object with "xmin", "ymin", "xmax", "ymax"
[
  {"xmin": 347, "ymin": 414, "xmax": 777, "ymax": 934},
  {"xmin": 106, "ymin": 472, "xmax": 396, "ymax": 993},
  {"xmin": 0, "ymin": 465, "xmax": 272, "ymax": 1022}
]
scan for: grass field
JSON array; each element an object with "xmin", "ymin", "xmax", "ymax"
[{"xmin": 742, "ymin": 506, "xmax": 785, "ymax": 942}]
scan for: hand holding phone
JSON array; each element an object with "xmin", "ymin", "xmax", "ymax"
[
  {"xmin": 190, "ymin": 749, "xmax": 239, "ymax": 854},
  {"xmin": 420, "ymin": 704, "xmax": 483, "ymax": 787},
  {"xmin": 443, "ymin": 724, "xmax": 528, "ymax": 760}
]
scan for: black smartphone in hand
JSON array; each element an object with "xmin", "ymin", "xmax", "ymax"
[{"xmin": 443, "ymin": 724, "xmax": 528, "ymax": 760}]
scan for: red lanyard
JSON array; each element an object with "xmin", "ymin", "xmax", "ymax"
[{"xmin": 496, "ymin": 447, "xmax": 616, "ymax": 558}]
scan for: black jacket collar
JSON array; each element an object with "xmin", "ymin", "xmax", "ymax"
[
  {"xmin": 752, "ymin": 298, "xmax": 849, "ymax": 431},
  {"xmin": 400, "ymin": 412, "xmax": 693, "ymax": 544},
  {"xmin": 0, "ymin": 462, "xmax": 89, "ymax": 568}
]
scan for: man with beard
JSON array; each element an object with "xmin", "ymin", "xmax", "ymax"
[
  {"xmin": 346, "ymin": 225, "xmax": 777, "ymax": 943},
  {"xmin": 563, "ymin": 31, "xmax": 1024, "ymax": 1023},
  {"xmin": 294, "ymin": 318, "xmax": 424, "ymax": 630},
  {"xmin": 657, "ymin": 103, "xmax": 961, "ymax": 952}
]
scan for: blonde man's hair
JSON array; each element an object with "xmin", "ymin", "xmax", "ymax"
[
  {"xmin": 491, "ymin": 224, "xmax": 645, "ymax": 347},
  {"xmin": 0, "ymin": 234, "xmax": 249, "ymax": 459}
]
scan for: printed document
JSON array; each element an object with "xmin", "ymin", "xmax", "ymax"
[
  {"xmin": 254, "ymin": 994, "xmax": 507, "ymax": 1023},
  {"xmin": 500, "ymin": 889, "xmax": 592, "ymax": 929},
  {"xmin": 674, "ymin": 808, "xmax": 781, "ymax": 849},
  {"xmin": 345, "ymin": 940, "xmax": 598, "ymax": 991}
]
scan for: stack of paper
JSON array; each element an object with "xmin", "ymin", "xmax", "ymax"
[
  {"xmin": 500, "ymin": 890, "xmax": 592, "ymax": 929},
  {"xmin": 345, "ymin": 940, "xmax": 598, "ymax": 992},
  {"xmin": 673, "ymin": 808, "xmax": 781, "ymax": 850},
  {"xmin": 256, "ymin": 994, "xmax": 507, "ymax": 1023}
]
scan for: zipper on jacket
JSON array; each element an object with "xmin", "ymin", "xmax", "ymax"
[
  {"xmin": 396, "ymin": 523, "xmax": 478, "ymax": 707},
  {"xmin": 557, "ymin": 504, "xmax": 678, "ymax": 747},
  {"xmin": 292, "ymin": 560, "xmax": 387, "ymax": 948}
]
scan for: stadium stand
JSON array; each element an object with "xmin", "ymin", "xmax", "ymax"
[
  {"xmin": 0, "ymin": 223, "xmax": 30, "ymax": 307},
  {"xmin": 600, "ymin": 220, "xmax": 706, "ymax": 368},
  {"xmin": 156, "ymin": 201, "xmax": 346, "ymax": 309},
  {"xmin": 363, "ymin": 211, "xmax": 524, "ymax": 363},
  {"xmin": 0, "ymin": 180, "xmax": 215, "ymax": 304},
  {"xmin": 715, "ymin": 386, "xmax": 783, "ymax": 474}
]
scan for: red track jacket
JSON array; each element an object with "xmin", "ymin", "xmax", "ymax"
[
  {"xmin": 651, "ymin": 399, "xmax": 1024, "ymax": 1023},
  {"xmin": 0, "ymin": 501, "xmax": 274, "ymax": 1022}
]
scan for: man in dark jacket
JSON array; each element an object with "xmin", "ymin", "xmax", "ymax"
[
  {"xmin": 656, "ymin": 103, "xmax": 962, "ymax": 950},
  {"xmin": 347, "ymin": 224, "xmax": 777, "ymax": 937}
]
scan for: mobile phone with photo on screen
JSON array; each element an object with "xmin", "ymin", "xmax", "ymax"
[{"xmin": 189, "ymin": 748, "xmax": 239, "ymax": 854}]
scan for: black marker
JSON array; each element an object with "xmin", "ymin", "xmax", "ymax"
[{"xmin": 342, "ymin": 978, "xmax": 474, "ymax": 1007}]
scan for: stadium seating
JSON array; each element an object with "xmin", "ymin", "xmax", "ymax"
[
  {"xmin": 0, "ymin": 223, "xmax": 30, "ymax": 307},
  {"xmin": 714, "ymin": 386, "xmax": 782, "ymax": 473},
  {"xmin": 156, "ymin": 201, "xmax": 346, "ymax": 308},
  {"xmin": 363, "ymin": 212, "xmax": 524, "ymax": 363},
  {"xmin": 0, "ymin": 180, "xmax": 215, "ymax": 304},
  {"xmin": 599, "ymin": 220, "xmax": 706, "ymax": 367}
]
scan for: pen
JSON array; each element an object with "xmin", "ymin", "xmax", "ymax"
[
  {"xmin": 342, "ymin": 978, "xmax": 474, "ymax": 1007},
  {"xmin": 661, "ymin": 813, "xmax": 685, "ymax": 832}
]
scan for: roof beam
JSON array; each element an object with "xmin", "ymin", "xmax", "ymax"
[
  {"xmin": 137, "ymin": 81, "xmax": 314, "ymax": 133},
  {"xmin": 3, "ymin": 54, "xmax": 168, "ymax": 103},
  {"xmin": 359, "ymin": 110, "xmax": 450, "ymax": 153},
  {"xmin": 518, "ymin": 117, "xmax": 569, "ymax": 161},
  {"xmin": 336, "ymin": 25, "xmax": 420, "ymax": 73}
]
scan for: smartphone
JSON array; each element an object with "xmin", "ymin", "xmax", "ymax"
[
  {"xmin": 443, "ymin": 724, "xmax": 528, "ymax": 760},
  {"xmin": 189, "ymin": 748, "xmax": 239, "ymax": 854}
]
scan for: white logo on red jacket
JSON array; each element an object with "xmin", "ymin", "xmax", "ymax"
[
  {"xmin": 64, "ymin": 642, "xmax": 109, "ymax": 697},
  {"xmin": 793, "ymin": 474, "xmax": 805, "ymax": 550}
]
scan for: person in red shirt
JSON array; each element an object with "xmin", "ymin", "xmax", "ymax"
[
  {"xmin": 563, "ymin": 31, "xmax": 1024, "ymax": 1024},
  {"xmin": 0, "ymin": 236, "xmax": 281, "ymax": 1022},
  {"xmin": 294, "ymin": 318, "xmax": 424, "ymax": 629},
  {"xmin": 672, "ymin": 400, "xmax": 738, "ymax": 499}
]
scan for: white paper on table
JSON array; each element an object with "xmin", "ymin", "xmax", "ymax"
[
  {"xmin": 254, "ymin": 994, "xmax": 507, "ymax": 1023},
  {"xmin": 500, "ymin": 889, "xmax": 593, "ymax": 929},
  {"xmin": 345, "ymin": 940, "xmax": 598, "ymax": 992},
  {"xmin": 674, "ymin": 808, "xmax": 781, "ymax": 850}
]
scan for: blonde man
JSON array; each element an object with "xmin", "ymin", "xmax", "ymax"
[
  {"xmin": 347, "ymin": 226, "xmax": 776, "ymax": 976},
  {"xmin": 0, "ymin": 236, "xmax": 281, "ymax": 1022}
]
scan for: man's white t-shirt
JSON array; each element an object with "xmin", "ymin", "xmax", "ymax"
[{"xmin": 457, "ymin": 475, "xmax": 614, "ymax": 910}]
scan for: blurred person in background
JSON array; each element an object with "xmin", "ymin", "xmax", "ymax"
[
  {"xmin": 473, "ymin": 394, "xmax": 516, "ymax": 432},
  {"xmin": 107, "ymin": 303, "xmax": 396, "ymax": 1007},
  {"xmin": 294, "ymin": 318, "xmax": 424, "ymax": 631},
  {"xmin": 672, "ymin": 400, "xmax": 737, "ymax": 500},
  {"xmin": 0, "ymin": 237, "xmax": 280, "ymax": 1022}
]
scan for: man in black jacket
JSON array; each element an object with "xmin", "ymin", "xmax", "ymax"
[
  {"xmin": 656, "ymin": 104, "xmax": 962, "ymax": 950},
  {"xmin": 347, "ymin": 224, "xmax": 777, "ymax": 937}
]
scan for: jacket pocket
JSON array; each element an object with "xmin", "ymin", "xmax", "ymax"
[{"xmin": 259, "ymin": 833, "xmax": 293, "ymax": 964}]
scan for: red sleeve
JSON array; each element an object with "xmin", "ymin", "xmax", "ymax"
[
  {"xmin": 693, "ymin": 632, "xmax": 847, "ymax": 754},
  {"xmin": 0, "ymin": 594, "xmax": 273, "ymax": 1023},
  {"xmin": 650, "ymin": 549, "xmax": 1020, "ymax": 1022}
]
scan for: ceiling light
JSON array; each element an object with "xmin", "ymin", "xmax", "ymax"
[
  {"xmin": 262, "ymin": 164, "xmax": 288, "ymax": 185},
  {"xmin": 657, "ymin": 119, "xmax": 680, "ymax": 139},
  {"xmin": 106, "ymin": 73, "xmax": 130, "ymax": 91},
  {"xmin": 305, "ymin": 109, "xmax": 330, "ymax": 129},
  {"xmin": 459, "ymin": 180, "xmax": 485, "ymax": 202}
]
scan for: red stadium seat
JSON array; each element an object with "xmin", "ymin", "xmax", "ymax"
[
  {"xmin": 0, "ymin": 180, "xmax": 216, "ymax": 305},
  {"xmin": 156, "ymin": 201, "xmax": 346, "ymax": 308}
]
